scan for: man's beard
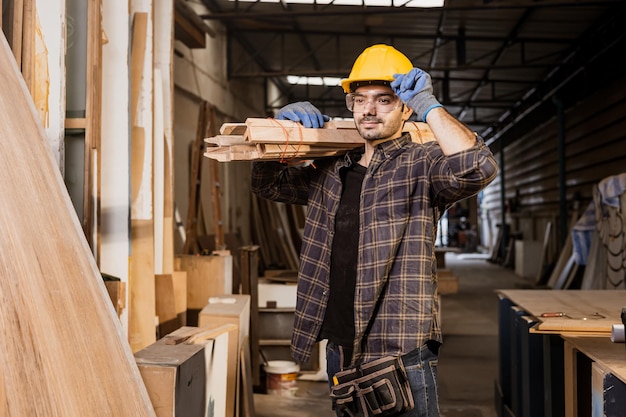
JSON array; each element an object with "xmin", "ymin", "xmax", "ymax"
[{"xmin": 356, "ymin": 116, "xmax": 384, "ymax": 141}]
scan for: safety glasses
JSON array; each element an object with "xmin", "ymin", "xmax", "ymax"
[{"xmin": 345, "ymin": 91, "xmax": 401, "ymax": 113}]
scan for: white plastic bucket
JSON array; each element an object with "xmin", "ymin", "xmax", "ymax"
[{"xmin": 264, "ymin": 360, "xmax": 300, "ymax": 397}]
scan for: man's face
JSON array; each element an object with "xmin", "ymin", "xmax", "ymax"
[{"xmin": 350, "ymin": 85, "xmax": 406, "ymax": 142}]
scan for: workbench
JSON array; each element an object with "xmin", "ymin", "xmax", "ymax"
[
  {"xmin": 562, "ymin": 336, "xmax": 626, "ymax": 417},
  {"xmin": 495, "ymin": 289, "xmax": 626, "ymax": 417}
]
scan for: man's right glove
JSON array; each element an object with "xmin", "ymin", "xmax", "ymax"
[
  {"xmin": 391, "ymin": 68, "xmax": 443, "ymax": 123},
  {"xmin": 275, "ymin": 101, "xmax": 329, "ymax": 128}
]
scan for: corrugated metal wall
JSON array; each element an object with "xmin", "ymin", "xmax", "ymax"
[{"xmin": 480, "ymin": 75, "xmax": 626, "ymax": 268}]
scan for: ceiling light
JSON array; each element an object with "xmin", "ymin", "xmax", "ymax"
[
  {"xmin": 287, "ymin": 76, "xmax": 341, "ymax": 87},
  {"xmin": 231, "ymin": 0, "xmax": 444, "ymax": 7}
]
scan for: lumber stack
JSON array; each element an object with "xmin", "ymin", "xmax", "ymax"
[{"xmin": 204, "ymin": 118, "xmax": 435, "ymax": 162}]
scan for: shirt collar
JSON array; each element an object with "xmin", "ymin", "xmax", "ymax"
[{"xmin": 376, "ymin": 133, "xmax": 412, "ymax": 159}]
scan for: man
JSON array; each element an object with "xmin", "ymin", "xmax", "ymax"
[{"xmin": 251, "ymin": 44, "xmax": 498, "ymax": 417}]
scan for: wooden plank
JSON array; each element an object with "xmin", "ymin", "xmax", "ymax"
[
  {"xmin": 153, "ymin": 69, "xmax": 165, "ymax": 274},
  {"xmin": 0, "ymin": 30, "xmax": 155, "ymax": 416},
  {"xmin": 206, "ymin": 108, "xmax": 226, "ymax": 251},
  {"xmin": 129, "ymin": 11, "xmax": 155, "ymax": 352},
  {"xmin": 11, "ymin": 0, "xmax": 24, "ymax": 66},
  {"xmin": 156, "ymin": 274, "xmax": 179, "ymax": 337},
  {"xmin": 154, "ymin": 0, "xmax": 175, "ymax": 275},
  {"xmin": 105, "ymin": 280, "xmax": 127, "ymax": 317},
  {"xmin": 183, "ymin": 101, "xmax": 211, "ymax": 254},
  {"xmin": 245, "ymin": 122, "xmax": 366, "ymax": 146},
  {"xmin": 173, "ymin": 270, "xmax": 188, "ymax": 326},
  {"xmin": 199, "ymin": 296, "xmax": 251, "ymax": 417},
  {"xmin": 535, "ymin": 221, "xmax": 553, "ymax": 285},
  {"xmin": 240, "ymin": 336, "xmax": 256, "ymax": 417},
  {"xmin": 84, "ymin": 0, "xmax": 104, "ymax": 253},
  {"xmin": 563, "ymin": 340, "xmax": 578, "ymax": 417},
  {"xmin": 20, "ymin": 0, "xmax": 34, "ymax": 93},
  {"xmin": 240, "ymin": 246, "xmax": 261, "ymax": 386},
  {"xmin": 204, "ymin": 119, "xmax": 436, "ymax": 162},
  {"xmin": 205, "ymin": 134, "xmax": 247, "ymax": 147}
]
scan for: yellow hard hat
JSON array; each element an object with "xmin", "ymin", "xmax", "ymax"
[{"xmin": 340, "ymin": 44, "xmax": 413, "ymax": 93}]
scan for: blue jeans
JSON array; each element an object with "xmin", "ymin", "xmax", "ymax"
[{"xmin": 326, "ymin": 341, "xmax": 440, "ymax": 417}]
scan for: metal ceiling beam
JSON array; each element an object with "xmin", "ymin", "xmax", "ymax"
[
  {"xmin": 482, "ymin": 6, "xmax": 626, "ymax": 151},
  {"xmin": 456, "ymin": 8, "xmax": 534, "ymax": 123},
  {"xmin": 199, "ymin": 0, "xmax": 622, "ymax": 20},
  {"xmin": 228, "ymin": 28, "xmax": 576, "ymax": 44},
  {"xmin": 226, "ymin": 66, "xmax": 553, "ymax": 78}
]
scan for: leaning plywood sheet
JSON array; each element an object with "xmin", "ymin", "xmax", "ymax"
[
  {"xmin": 0, "ymin": 34, "xmax": 155, "ymax": 416},
  {"xmin": 204, "ymin": 118, "xmax": 436, "ymax": 161}
]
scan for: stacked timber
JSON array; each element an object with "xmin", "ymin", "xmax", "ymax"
[{"xmin": 204, "ymin": 118, "xmax": 435, "ymax": 162}]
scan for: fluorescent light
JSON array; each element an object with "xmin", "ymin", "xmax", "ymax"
[
  {"xmin": 287, "ymin": 76, "xmax": 341, "ymax": 87},
  {"xmin": 230, "ymin": 0, "xmax": 443, "ymax": 7}
]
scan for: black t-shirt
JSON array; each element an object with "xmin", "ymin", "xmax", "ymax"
[{"xmin": 319, "ymin": 163, "xmax": 366, "ymax": 348}]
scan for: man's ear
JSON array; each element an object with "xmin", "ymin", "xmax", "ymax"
[{"xmin": 401, "ymin": 104, "xmax": 414, "ymax": 121}]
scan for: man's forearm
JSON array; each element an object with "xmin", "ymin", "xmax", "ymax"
[{"xmin": 425, "ymin": 107, "xmax": 477, "ymax": 155}]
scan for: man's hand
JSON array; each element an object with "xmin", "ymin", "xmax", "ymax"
[
  {"xmin": 275, "ymin": 101, "xmax": 330, "ymax": 128},
  {"xmin": 391, "ymin": 68, "xmax": 443, "ymax": 123}
]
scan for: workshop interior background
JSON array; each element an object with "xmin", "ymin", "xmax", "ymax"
[{"xmin": 1, "ymin": 0, "xmax": 626, "ymax": 416}]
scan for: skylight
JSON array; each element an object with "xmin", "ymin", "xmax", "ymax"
[{"xmin": 230, "ymin": 0, "xmax": 444, "ymax": 7}]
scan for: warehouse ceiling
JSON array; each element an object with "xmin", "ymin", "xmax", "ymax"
[{"xmin": 196, "ymin": 0, "xmax": 626, "ymax": 151}]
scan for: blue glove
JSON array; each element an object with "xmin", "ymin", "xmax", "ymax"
[
  {"xmin": 391, "ymin": 68, "xmax": 443, "ymax": 122},
  {"xmin": 275, "ymin": 101, "xmax": 330, "ymax": 128}
]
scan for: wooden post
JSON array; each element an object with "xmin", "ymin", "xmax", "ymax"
[
  {"xmin": 183, "ymin": 101, "xmax": 211, "ymax": 254},
  {"xmin": 129, "ymin": 10, "xmax": 156, "ymax": 352},
  {"xmin": 240, "ymin": 245, "xmax": 261, "ymax": 386}
]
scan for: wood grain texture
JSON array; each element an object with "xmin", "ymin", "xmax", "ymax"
[
  {"xmin": 0, "ymin": 33, "xmax": 155, "ymax": 416},
  {"xmin": 497, "ymin": 289, "xmax": 626, "ymax": 334},
  {"xmin": 204, "ymin": 118, "xmax": 435, "ymax": 161},
  {"xmin": 562, "ymin": 336, "xmax": 626, "ymax": 385}
]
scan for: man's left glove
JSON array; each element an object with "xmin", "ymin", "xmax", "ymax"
[
  {"xmin": 275, "ymin": 101, "xmax": 330, "ymax": 128},
  {"xmin": 391, "ymin": 68, "xmax": 443, "ymax": 122}
]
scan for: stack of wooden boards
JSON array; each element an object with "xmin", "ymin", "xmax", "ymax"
[
  {"xmin": 204, "ymin": 118, "xmax": 436, "ymax": 162},
  {"xmin": 135, "ymin": 294, "xmax": 253, "ymax": 417}
]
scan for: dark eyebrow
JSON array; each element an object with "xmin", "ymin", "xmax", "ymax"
[{"xmin": 353, "ymin": 92, "xmax": 395, "ymax": 98}]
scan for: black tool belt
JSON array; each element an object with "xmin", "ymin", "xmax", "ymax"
[{"xmin": 329, "ymin": 355, "xmax": 414, "ymax": 417}]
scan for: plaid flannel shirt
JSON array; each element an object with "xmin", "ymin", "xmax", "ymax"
[{"xmin": 251, "ymin": 133, "xmax": 498, "ymax": 365}]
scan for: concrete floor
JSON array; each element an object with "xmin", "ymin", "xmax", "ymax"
[{"xmin": 254, "ymin": 252, "xmax": 529, "ymax": 417}]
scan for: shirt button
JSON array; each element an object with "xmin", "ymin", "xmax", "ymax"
[{"xmin": 323, "ymin": 290, "xmax": 328, "ymax": 296}]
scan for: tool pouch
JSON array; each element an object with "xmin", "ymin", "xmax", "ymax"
[{"xmin": 329, "ymin": 355, "xmax": 414, "ymax": 417}]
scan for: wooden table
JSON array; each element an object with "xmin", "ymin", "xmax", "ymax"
[
  {"xmin": 496, "ymin": 289, "xmax": 626, "ymax": 334},
  {"xmin": 562, "ymin": 336, "xmax": 626, "ymax": 416},
  {"xmin": 495, "ymin": 289, "xmax": 626, "ymax": 417}
]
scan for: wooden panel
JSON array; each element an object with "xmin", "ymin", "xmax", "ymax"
[
  {"xmin": 156, "ymin": 274, "xmax": 179, "ymax": 337},
  {"xmin": 199, "ymin": 295, "xmax": 250, "ymax": 417},
  {"xmin": 175, "ymin": 253, "xmax": 233, "ymax": 310},
  {"xmin": 496, "ymin": 290, "xmax": 626, "ymax": 334},
  {"xmin": 0, "ymin": 32, "xmax": 155, "ymax": 416}
]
